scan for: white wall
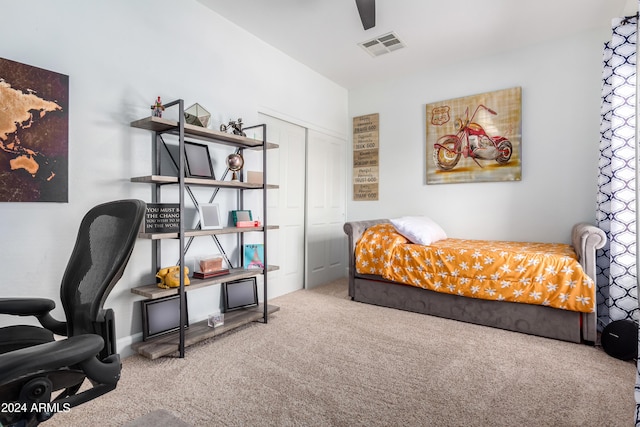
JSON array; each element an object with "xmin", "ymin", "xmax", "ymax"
[
  {"xmin": 348, "ymin": 27, "xmax": 610, "ymax": 244},
  {"xmin": 0, "ymin": 0, "xmax": 347, "ymax": 355}
]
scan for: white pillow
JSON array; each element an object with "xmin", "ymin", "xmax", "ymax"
[{"xmin": 390, "ymin": 216, "xmax": 447, "ymax": 245}]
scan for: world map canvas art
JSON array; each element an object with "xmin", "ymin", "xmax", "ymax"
[{"xmin": 0, "ymin": 57, "xmax": 68, "ymax": 202}]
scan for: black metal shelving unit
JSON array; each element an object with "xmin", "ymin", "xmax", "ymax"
[{"xmin": 129, "ymin": 100, "xmax": 278, "ymax": 359}]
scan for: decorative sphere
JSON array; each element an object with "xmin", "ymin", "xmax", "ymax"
[{"xmin": 226, "ymin": 153, "xmax": 244, "ymax": 171}]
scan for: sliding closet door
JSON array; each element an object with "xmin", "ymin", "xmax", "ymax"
[
  {"xmin": 306, "ymin": 129, "xmax": 347, "ymax": 288},
  {"xmin": 259, "ymin": 114, "xmax": 306, "ymax": 297}
]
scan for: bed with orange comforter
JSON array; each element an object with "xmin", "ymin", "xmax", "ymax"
[{"xmin": 344, "ymin": 219, "xmax": 606, "ymax": 343}]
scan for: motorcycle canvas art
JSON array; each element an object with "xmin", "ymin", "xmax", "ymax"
[{"xmin": 426, "ymin": 87, "xmax": 522, "ymax": 184}]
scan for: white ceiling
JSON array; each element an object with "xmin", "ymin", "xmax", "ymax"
[{"xmin": 198, "ymin": 0, "xmax": 636, "ymax": 89}]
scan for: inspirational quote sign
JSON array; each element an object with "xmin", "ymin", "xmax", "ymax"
[{"xmin": 352, "ymin": 113, "xmax": 379, "ymax": 201}]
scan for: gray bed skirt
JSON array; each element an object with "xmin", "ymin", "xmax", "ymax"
[{"xmin": 344, "ymin": 219, "xmax": 607, "ymax": 344}]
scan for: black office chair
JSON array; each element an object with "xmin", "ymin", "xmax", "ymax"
[{"xmin": 0, "ymin": 199, "xmax": 146, "ymax": 426}]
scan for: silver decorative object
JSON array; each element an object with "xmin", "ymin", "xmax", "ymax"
[
  {"xmin": 184, "ymin": 103, "xmax": 211, "ymax": 128},
  {"xmin": 220, "ymin": 118, "xmax": 246, "ymax": 136}
]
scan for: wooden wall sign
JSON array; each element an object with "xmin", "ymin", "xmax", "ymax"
[{"xmin": 352, "ymin": 113, "xmax": 379, "ymax": 201}]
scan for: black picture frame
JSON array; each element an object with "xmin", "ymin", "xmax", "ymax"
[
  {"xmin": 223, "ymin": 277, "xmax": 258, "ymax": 312},
  {"xmin": 184, "ymin": 141, "xmax": 215, "ymax": 179},
  {"xmin": 141, "ymin": 294, "xmax": 189, "ymax": 341}
]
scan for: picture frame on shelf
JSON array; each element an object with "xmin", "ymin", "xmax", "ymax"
[
  {"xmin": 231, "ymin": 210, "xmax": 252, "ymax": 225},
  {"xmin": 185, "ymin": 141, "xmax": 215, "ymax": 179},
  {"xmin": 222, "ymin": 277, "xmax": 258, "ymax": 312},
  {"xmin": 141, "ymin": 294, "xmax": 189, "ymax": 341},
  {"xmin": 198, "ymin": 203, "xmax": 223, "ymax": 229}
]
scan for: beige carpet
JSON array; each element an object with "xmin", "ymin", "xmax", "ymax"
[
  {"xmin": 121, "ymin": 409, "xmax": 192, "ymax": 427},
  {"xmin": 48, "ymin": 278, "xmax": 635, "ymax": 426}
]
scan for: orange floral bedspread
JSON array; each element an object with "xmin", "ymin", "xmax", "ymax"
[{"xmin": 355, "ymin": 223, "xmax": 595, "ymax": 313}]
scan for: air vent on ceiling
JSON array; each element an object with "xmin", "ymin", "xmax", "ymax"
[{"xmin": 358, "ymin": 32, "xmax": 405, "ymax": 57}]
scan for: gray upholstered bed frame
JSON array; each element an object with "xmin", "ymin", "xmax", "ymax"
[{"xmin": 344, "ymin": 219, "xmax": 607, "ymax": 343}]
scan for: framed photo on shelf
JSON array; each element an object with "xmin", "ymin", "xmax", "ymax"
[
  {"xmin": 198, "ymin": 203, "xmax": 223, "ymax": 229},
  {"xmin": 222, "ymin": 277, "xmax": 258, "ymax": 312},
  {"xmin": 231, "ymin": 210, "xmax": 252, "ymax": 225},
  {"xmin": 185, "ymin": 141, "xmax": 215, "ymax": 179},
  {"xmin": 141, "ymin": 294, "xmax": 189, "ymax": 341}
]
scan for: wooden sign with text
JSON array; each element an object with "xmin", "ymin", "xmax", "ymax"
[
  {"xmin": 143, "ymin": 203, "xmax": 180, "ymax": 233},
  {"xmin": 353, "ymin": 113, "xmax": 379, "ymax": 201}
]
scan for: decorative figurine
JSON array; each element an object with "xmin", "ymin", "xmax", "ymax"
[
  {"xmin": 220, "ymin": 118, "xmax": 246, "ymax": 137},
  {"xmin": 226, "ymin": 153, "xmax": 244, "ymax": 182},
  {"xmin": 184, "ymin": 103, "xmax": 211, "ymax": 128},
  {"xmin": 151, "ymin": 96, "xmax": 165, "ymax": 118}
]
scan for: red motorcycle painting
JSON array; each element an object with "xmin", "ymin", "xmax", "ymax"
[{"xmin": 432, "ymin": 104, "xmax": 513, "ymax": 171}]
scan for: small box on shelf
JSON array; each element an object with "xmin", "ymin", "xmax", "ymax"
[
  {"xmin": 207, "ymin": 311, "xmax": 224, "ymax": 328},
  {"xmin": 193, "ymin": 255, "xmax": 229, "ymax": 279},
  {"xmin": 198, "ymin": 255, "xmax": 223, "ymax": 272}
]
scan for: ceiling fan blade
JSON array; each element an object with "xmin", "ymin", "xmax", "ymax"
[{"xmin": 355, "ymin": 0, "xmax": 375, "ymax": 30}]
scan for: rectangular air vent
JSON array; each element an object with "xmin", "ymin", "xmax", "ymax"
[{"xmin": 358, "ymin": 32, "xmax": 405, "ymax": 57}]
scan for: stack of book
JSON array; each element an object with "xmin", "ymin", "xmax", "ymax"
[{"xmin": 193, "ymin": 268, "xmax": 229, "ymax": 279}]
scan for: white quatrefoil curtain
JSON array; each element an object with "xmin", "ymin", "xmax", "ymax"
[
  {"xmin": 597, "ymin": 14, "xmax": 638, "ymax": 329},
  {"xmin": 595, "ymin": 10, "xmax": 639, "ymax": 425}
]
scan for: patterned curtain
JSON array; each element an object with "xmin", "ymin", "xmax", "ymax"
[
  {"xmin": 595, "ymin": 11, "xmax": 638, "ymax": 426},
  {"xmin": 596, "ymin": 15, "xmax": 637, "ymax": 328}
]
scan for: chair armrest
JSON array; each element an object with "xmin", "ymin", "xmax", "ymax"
[
  {"xmin": 0, "ymin": 334, "xmax": 105, "ymax": 386},
  {"xmin": 571, "ymin": 222, "xmax": 607, "ymax": 282},
  {"xmin": 0, "ymin": 298, "xmax": 55, "ymax": 316},
  {"xmin": 0, "ymin": 298, "xmax": 67, "ymax": 336}
]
